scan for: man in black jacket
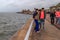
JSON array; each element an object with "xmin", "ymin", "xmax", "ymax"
[{"xmin": 50, "ymin": 11, "xmax": 55, "ymax": 25}]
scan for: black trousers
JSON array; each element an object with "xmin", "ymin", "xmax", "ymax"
[
  {"xmin": 56, "ymin": 18, "xmax": 59, "ymax": 24},
  {"xmin": 51, "ymin": 18, "xmax": 54, "ymax": 24}
]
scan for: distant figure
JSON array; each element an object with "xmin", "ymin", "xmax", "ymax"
[
  {"xmin": 33, "ymin": 8, "xmax": 39, "ymax": 33},
  {"xmin": 39, "ymin": 8, "xmax": 46, "ymax": 30},
  {"xmin": 50, "ymin": 11, "xmax": 55, "ymax": 25},
  {"xmin": 55, "ymin": 9, "xmax": 60, "ymax": 24}
]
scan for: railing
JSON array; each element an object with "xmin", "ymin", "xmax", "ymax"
[{"xmin": 24, "ymin": 20, "xmax": 33, "ymax": 40}]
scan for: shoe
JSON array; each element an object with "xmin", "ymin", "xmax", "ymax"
[{"xmin": 36, "ymin": 31, "xmax": 40, "ymax": 33}]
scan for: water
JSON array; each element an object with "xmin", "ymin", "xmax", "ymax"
[{"xmin": 0, "ymin": 12, "xmax": 31, "ymax": 40}]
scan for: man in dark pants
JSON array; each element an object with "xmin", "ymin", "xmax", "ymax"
[
  {"xmin": 39, "ymin": 8, "xmax": 46, "ymax": 30},
  {"xmin": 50, "ymin": 11, "xmax": 55, "ymax": 25},
  {"xmin": 33, "ymin": 8, "xmax": 39, "ymax": 33}
]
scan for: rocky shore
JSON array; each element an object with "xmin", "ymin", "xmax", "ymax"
[{"xmin": 16, "ymin": 9, "xmax": 33, "ymax": 15}]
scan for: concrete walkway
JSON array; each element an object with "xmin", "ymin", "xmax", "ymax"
[
  {"xmin": 29, "ymin": 20, "xmax": 60, "ymax": 40},
  {"xmin": 46, "ymin": 14, "xmax": 60, "ymax": 29}
]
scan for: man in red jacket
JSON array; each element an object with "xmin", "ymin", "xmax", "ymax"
[
  {"xmin": 39, "ymin": 8, "xmax": 46, "ymax": 30},
  {"xmin": 55, "ymin": 9, "xmax": 60, "ymax": 24}
]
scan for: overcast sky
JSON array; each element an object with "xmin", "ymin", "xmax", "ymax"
[{"xmin": 0, "ymin": 0, "xmax": 60, "ymax": 12}]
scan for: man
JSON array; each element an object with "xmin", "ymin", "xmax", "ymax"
[
  {"xmin": 55, "ymin": 9, "xmax": 60, "ymax": 24},
  {"xmin": 33, "ymin": 8, "xmax": 39, "ymax": 33},
  {"xmin": 50, "ymin": 10, "xmax": 55, "ymax": 25},
  {"xmin": 39, "ymin": 8, "xmax": 46, "ymax": 30}
]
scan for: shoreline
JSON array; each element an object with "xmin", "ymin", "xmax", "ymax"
[{"xmin": 16, "ymin": 12, "xmax": 33, "ymax": 15}]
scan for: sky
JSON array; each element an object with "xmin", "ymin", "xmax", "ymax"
[{"xmin": 0, "ymin": 0, "xmax": 60, "ymax": 12}]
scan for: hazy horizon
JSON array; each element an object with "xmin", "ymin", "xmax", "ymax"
[{"xmin": 0, "ymin": 0, "xmax": 60, "ymax": 12}]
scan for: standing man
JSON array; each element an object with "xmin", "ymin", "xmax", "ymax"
[
  {"xmin": 50, "ymin": 10, "xmax": 55, "ymax": 25},
  {"xmin": 55, "ymin": 9, "xmax": 60, "ymax": 24},
  {"xmin": 39, "ymin": 8, "xmax": 46, "ymax": 30}
]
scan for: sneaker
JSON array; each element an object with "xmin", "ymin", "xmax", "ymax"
[{"xmin": 36, "ymin": 31, "xmax": 40, "ymax": 33}]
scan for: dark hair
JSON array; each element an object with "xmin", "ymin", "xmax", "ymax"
[
  {"xmin": 36, "ymin": 9, "xmax": 38, "ymax": 10},
  {"xmin": 42, "ymin": 8, "xmax": 44, "ymax": 9},
  {"xmin": 38, "ymin": 9, "xmax": 41, "ymax": 11},
  {"xmin": 34, "ymin": 8, "xmax": 38, "ymax": 10}
]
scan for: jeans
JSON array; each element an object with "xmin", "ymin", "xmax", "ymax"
[
  {"xmin": 34, "ymin": 19, "xmax": 39, "ymax": 32},
  {"xmin": 57, "ymin": 18, "xmax": 60, "ymax": 24},
  {"xmin": 56, "ymin": 17, "xmax": 59, "ymax": 24},
  {"xmin": 51, "ymin": 18, "xmax": 54, "ymax": 24},
  {"xmin": 39, "ymin": 19, "xmax": 45, "ymax": 29}
]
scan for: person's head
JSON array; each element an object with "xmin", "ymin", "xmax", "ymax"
[
  {"xmin": 38, "ymin": 9, "xmax": 41, "ymax": 12},
  {"xmin": 36, "ymin": 9, "xmax": 38, "ymax": 12},
  {"xmin": 34, "ymin": 8, "xmax": 38, "ymax": 11},
  {"xmin": 42, "ymin": 8, "xmax": 44, "ymax": 10},
  {"xmin": 38, "ymin": 9, "xmax": 41, "ymax": 14}
]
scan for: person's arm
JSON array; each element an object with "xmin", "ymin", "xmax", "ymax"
[
  {"xmin": 33, "ymin": 11, "xmax": 35, "ymax": 18},
  {"xmin": 50, "ymin": 13, "xmax": 51, "ymax": 18},
  {"xmin": 39, "ymin": 12, "xmax": 41, "ymax": 19},
  {"xmin": 44, "ymin": 11, "xmax": 46, "ymax": 19},
  {"xmin": 54, "ymin": 12, "xmax": 56, "ymax": 17}
]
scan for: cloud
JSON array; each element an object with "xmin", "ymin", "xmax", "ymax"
[{"xmin": 0, "ymin": 0, "xmax": 60, "ymax": 12}]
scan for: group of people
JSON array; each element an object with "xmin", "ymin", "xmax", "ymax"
[
  {"xmin": 50, "ymin": 9, "xmax": 60, "ymax": 25},
  {"xmin": 33, "ymin": 8, "xmax": 60, "ymax": 33},
  {"xmin": 33, "ymin": 8, "xmax": 46, "ymax": 33}
]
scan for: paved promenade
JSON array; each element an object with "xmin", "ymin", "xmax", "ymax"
[
  {"xmin": 10, "ymin": 15, "xmax": 60, "ymax": 40},
  {"xmin": 29, "ymin": 20, "xmax": 60, "ymax": 40},
  {"xmin": 46, "ymin": 14, "xmax": 60, "ymax": 29}
]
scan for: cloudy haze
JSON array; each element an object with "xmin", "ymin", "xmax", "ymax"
[{"xmin": 0, "ymin": 0, "xmax": 60, "ymax": 12}]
